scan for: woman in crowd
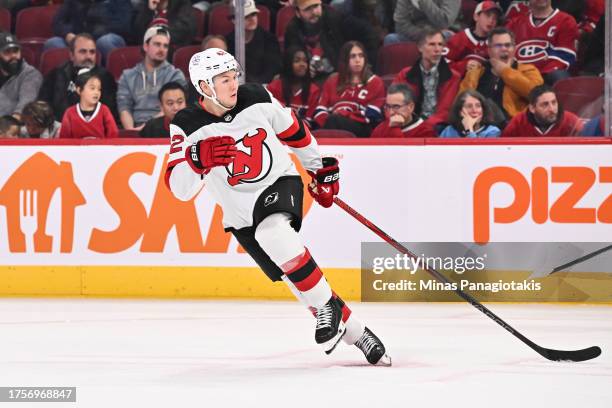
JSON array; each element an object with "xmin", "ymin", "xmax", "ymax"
[
  {"xmin": 266, "ymin": 46, "xmax": 320, "ymax": 128},
  {"xmin": 314, "ymin": 41, "xmax": 385, "ymax": 137},
  {"xmin": 439, "ymin": 90, "xmax": 501, "ymax": 138}
]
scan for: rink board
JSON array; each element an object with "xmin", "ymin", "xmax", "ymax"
[{"xmin": 0, "ymin": 138, "xmax": 610, "ymax": 300}]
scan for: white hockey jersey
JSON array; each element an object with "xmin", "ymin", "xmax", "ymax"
[{"xmin": 165, "ymin": 83, "xmax": 322, "ymax": 230}]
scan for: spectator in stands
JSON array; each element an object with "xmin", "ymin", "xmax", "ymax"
[
  {"xmin": 385, "ymin": 0, "xmax": 460, "ymax": 44},
  {"xmin": 371, "ymin": 83, "xmax": 435, "ymax": 138},
  {"xmin": 0, "ymin": 115, "xmax": 20, "ymax": 138},
  {"xmin": 446, "ymin": 1, "xmax": 502, "ymax": 75},
  {"xmin": 439, "ymin": 90, "xmax": 501, "ymax": 138},
  {"xmin": 20, "ymin": 101, "xmax": 61, "ymax": 138},
  {"xmin": 581, "ymin": 15, "xmax": 604, "ymax": 76},
  {"xmin": 502, "ymin": 84, "xmax": 582, "ymax": 136},
  {"xmin": 580, "ymin": 114, "xmax": 604, "ymax": 137},
  {"xmin": 60, "ymin": 70, "xmax": 118, "ymax": 138},
  {"xmin": 201, "ymin": 34, "xmax": 228, "ymax": 51},
  {"xmin": 506, "ymin": 0, "xmax": 578, "ymax": 84},
  {"xmin": 117, "ymin": 26, "xmax": 187, "ymax": 130},
  {"xmin": 284, "ymin": 0, "xmax": 378, "ymax": 82},
  {"xmin": 266, "ymin": 46, "xmax": 320, "ymax": 128},
  {"xmin": 134, "ymin": 0, "xmax": 196, "ymax": 47},
  {"xmin": 0, "ymin": 33, "xmax": 42, "ymax": 120},
  {"xmin": 39, "ymin": 33, "xmax": 117, "ymax": 123},
  {"xmin": 459, "ymin": 27, "xmax": 544, "ymax": 122},
  {"xmin": 226, "ymin": 0, "xmax": 281, "ymax": 84},
  {"xmin": 140, "ymin": 81, "xmax": 186, "ymax": 138},
  {"xmin": 314, "ymin": 41, "xmax": 384, "ymax": 137},
  {"xmin": 45, "ymin": 0, "xmax": 132, "ymax": 61},
  {"xmin": 392, "ymin": 28, "xmax": 460, "ymax": 127}
]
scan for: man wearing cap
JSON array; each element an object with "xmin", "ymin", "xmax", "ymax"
[
  {"xmin": 284, "ymin": 0, "xmax": 378, "ymax": 82},
  {"xmin": 446, "ymin": 1, "xmax": 502, "ymax": 75},
  {"xmin": 117, "ymin": 25, "xmax": 187, "ymax": 130},
  {"xmin": 225, "ymin": 0, "xmax": 281, "ymax": 84},
  {"xmin": 0, "ymin": 32, "xmax": 43, "ymax": 119},
  {"xmin": 39, "ymin": 33, "xmax": 117, "ymax": 122},
  {"xmin": 134, "ymin": 0, "xmax": 196, "ymax": 47}
]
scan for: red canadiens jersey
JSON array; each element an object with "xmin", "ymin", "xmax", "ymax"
[
  {"xmin": 266, "ymin": 79, "xmax": 321, "ymax": 123},
  {"xmin": 165, "ymin": 83, "xmax": 322, "ymax": 230},
  {"xmin": 59, "ymin": 102, "xmax": 118, "ymax": 139},
  {"xmin": 502, "ymin": 110, "xmax": 583, "ymax": 137},
  {"xmin": 446, "ymin": 28, "xmax": 489, "ymax": 73},
  {"xmin": 314, "ymin": 74, "xmax": 385, "ymax": 127},
  {"xmin": 370, "ymin": 117, "xmax": 435, "ymax": 138},
  {"xmin": 506, "ymin": 9, "xmax": 578, "ymax": 73}
]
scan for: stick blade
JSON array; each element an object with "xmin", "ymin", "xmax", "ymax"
[{"xmin": 538, "ymin": 345, "xmax": 602, "ymax": 362}]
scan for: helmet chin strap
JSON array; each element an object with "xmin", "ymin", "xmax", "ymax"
[{"xmin": 201, "ymin": 81, "xmax": 236, "ymax": 112}]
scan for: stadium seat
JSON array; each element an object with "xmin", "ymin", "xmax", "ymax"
[
  {"xmin": 19, "ymin": 46, "xmax": 36, "ymax": 67},
  {"xmin": 376, "ymin": 42, "xmax": 420, "ymax": 76},
  {"xmin": 192, "ymin": 7, "xmax": 205, "ymax": 44},
  {"xmin": 208, "ymin": 4, "xmax": 270, "ymax": 36},
  {"xmin": 312, "ymin": 129, "xmax": 357, "ymax": 138},
  {"xmin": 208, "ymin": 5, "xmax": 235, "ymax": 36},
  {"xmin": 382, "ymin": 74, "xmax": 394, "ymax": 90},
  {"xmin": 106, "ymin": 46, "xmax": 142, "ymax": 81},
  {"xmin": 15, "ymin": 5, "xmax": 60, "ymax": 40},
  {"xmin": 553, "ymin": 76, "xmax": 604, "ymax": 119},
  {"xmin": 276, "ymin": 6, "xmax": 294, "ymax": 41},
  {"xmin": 173, "ymin": 45, "xmax": 200, "ymax": 79},
  {"xmin": 460, "ymin": 0, "xmax": 478, "ymax": 23},
  {"xmin": 39, "ymin": 48, "xmax": 103, "ymax": 76},
  {"xmin": 0, "ymin": 8, "xmax": 11, "ymax": 32}
]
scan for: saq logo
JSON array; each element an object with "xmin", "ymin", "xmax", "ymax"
[
  {"xmin": 0, "ymin": 151, "xmax": 313, "ymax": 254},
  {"xmin": 473, "ymin": 166, "xmax": 612, "ymax": 243}
]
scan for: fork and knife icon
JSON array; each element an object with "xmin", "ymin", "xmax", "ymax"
[{"xmin": 19, "ymin": 189, "xmax": 38, "ymax": 253}]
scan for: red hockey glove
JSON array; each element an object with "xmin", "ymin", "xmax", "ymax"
[
  {"xmin": 308, "ymin": 157, "xmax": 339, "ymax": 208},
  {"xmin": 185, "ymin": 136, "xmax": 237, "ymax": 174}
]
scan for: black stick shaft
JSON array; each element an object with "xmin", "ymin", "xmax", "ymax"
[
  {"xmin": 333, "ymin": 196, "xmax": 601, "ymax": 361},
  {"xmin": 551, "ymin": 244, "xmax": 612, "ymax": 274}
]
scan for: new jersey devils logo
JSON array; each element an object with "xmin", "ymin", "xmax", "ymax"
[{"xmin": 226, "ymin": 128, "xmax": 273, "ymax": 186}]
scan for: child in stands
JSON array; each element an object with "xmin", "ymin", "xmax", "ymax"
[{"xmin": 59, "ymin": 69, "xmax": 118, "ymax": 139}]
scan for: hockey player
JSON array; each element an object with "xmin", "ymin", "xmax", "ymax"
[{"xmin": 164, "ymin": 48, "xmax": 391, "ymax": 366}]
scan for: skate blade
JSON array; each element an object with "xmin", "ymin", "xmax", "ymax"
[
  {"xmin": 375, "ymin": 352, "xmax": 392, "ymax": 367},
  {"xmin": 322, "ymin": 322, "xmax": 346, "ymax": 355}
]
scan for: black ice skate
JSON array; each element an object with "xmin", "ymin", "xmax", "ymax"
[
  {"xmin": 354, "ymin": 327, "xmax": 392, "ymax": 366},
  {"xmin": 315, "ymin": 297, "xmax": 346, "ymax": 354}
]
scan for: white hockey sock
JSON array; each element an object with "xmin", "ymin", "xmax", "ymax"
[{"xmin": 255, "ymin": 213, "xmax": 331, "ymax": 308}]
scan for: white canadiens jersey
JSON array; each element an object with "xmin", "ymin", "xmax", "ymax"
[{"xmin": 165, "ymin": 83, "xmax": 322, "ymax": 229}]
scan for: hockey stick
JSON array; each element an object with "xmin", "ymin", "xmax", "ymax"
[
  {"xmin": 333, "ymin": 196, "xmax": 602, "ymax": 362},
  {"xmin": 550, "ymin": 244, "xmax": 612, "ymax": 274}
]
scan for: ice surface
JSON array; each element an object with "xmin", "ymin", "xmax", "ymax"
[{"xmin": 0, "ymin": 299, "xmax": 610, "ymax": 408}]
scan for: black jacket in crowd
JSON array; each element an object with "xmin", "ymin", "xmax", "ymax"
[
  {"xmin": 52, "ymin": 0, "xmax": 133, "ymax": 40},
  {"xmin": 226, "ymin": 26, "xmax": 282, "ymax": 84},
  {"xmin": 38, "ymin": 61, "xmax": 118, "ymax": 122},
  {"xmin": 283, "ymin": 4, "xmax": 379, "ymax": 71},
  {"xmin": 133, "ymin": 0, "xmax": 196, "ymax": 46}
]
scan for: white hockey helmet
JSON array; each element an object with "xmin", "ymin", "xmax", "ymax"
[{"xmin": 189, "ymin": 48, "xmax": 241, "ymax": 109}]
